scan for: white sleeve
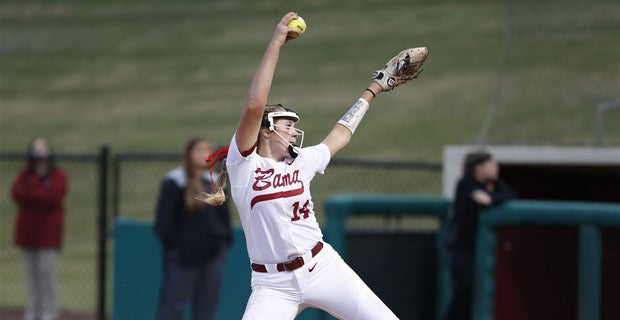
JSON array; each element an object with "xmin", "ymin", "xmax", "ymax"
[
  {"xmin": 299, "ymin": 143, "xmax": 331, "ymax": 175},
  {"xmin": 225, "ymin": 134, "xmax": 256, "ymax": 188}
]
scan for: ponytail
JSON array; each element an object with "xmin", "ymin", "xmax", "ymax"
[{"xmin": 195, "ymin": 145, "xmax": 229, "ymax": 206}]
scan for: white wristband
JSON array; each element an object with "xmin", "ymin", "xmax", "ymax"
[{"xmin": 337, "ymin": 98, "xmax": 370, "ymax": 134}]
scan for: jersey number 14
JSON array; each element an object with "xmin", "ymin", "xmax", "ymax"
[{"xmin": 291, "ymin": 200, "xmax": 311, "ymax": 222}]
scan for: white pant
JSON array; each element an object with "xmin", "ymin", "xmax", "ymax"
[
  {"xmin": 21, "ymin": 249, "xmax": 59, "ymax": 320},
  {"xmin": 242, "ymin": 243, "xmax": 398, "ymax": 320}
]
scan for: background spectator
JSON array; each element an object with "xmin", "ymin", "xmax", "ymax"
[
  {"xmin": 444, "ymin": 150, "xmax": 516, "ymax": 320},
  {"xmin": 12, "ymin": 137, "xmax": 67, "ymax": 320},
  {"xmin": 154, "ymin": 136, "xmax": 233, "ymax": 320}
]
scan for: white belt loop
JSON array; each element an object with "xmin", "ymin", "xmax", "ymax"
[
  {"xmin": 265, "ymin": 264, "xmax": 279, "ymax": 273},
  {"xmin": 301, "ymin": 248, "xmax": 314, "ymax": 266}
]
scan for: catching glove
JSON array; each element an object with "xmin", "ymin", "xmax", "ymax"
[{"xmin": 371, "ymin": 47, "xmax": 429, "ymax": 91}]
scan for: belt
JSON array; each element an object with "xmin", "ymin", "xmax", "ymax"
[{"xmin": 251, "ymin": 242, "xmax": 323, "ymax": 273}]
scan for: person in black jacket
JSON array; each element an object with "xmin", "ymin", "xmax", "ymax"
[
  {"xmin": 443, "ymin": 150, "xmax": 516, "ymax": 320},
  {"xmin": 154, "ymin": 136, "xmax": 233, "ymax": 320}
]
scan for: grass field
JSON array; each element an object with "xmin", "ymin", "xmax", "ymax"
[
  {"xmin": 1, "ymin": 0, "xmax": 618, "ymax": 158},
  {"xmin": 1, "ymin": 0, "xmax": 619, "ymax": 314}
]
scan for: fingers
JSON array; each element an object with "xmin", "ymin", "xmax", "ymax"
[
  {"xmin": 283, "ymin": 12, "xmax": 300, "ymax": 40},
  {"xmin": 281, "ymin": 12, "xmax": 299, "ymax": 24},
  {"xmin": 272, "ymin": 12, "xmax": 299, "ymax": 45},
  {"xmin": 277, "ymin": 12, "xmax": 299, "ymax": 34}
]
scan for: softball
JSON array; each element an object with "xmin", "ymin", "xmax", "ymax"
[{"xmin": 287, "ymin": 16, "xmax": 306, "ymax": 38}]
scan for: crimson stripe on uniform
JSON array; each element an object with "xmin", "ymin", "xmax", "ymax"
[{"xmin": 250, "ymin": 186, "xmax": 304, "ymax": 208}]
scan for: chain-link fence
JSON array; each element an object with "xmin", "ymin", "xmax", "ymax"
[
  {"xmin": 0, "ymin": 151, "xmax": 104, "ymax": 320},
  {"xmin": 113, "ymin": 155, "xmax": 443, "ymax": 226},
  {"xmin": 1, "ymin": 150, "xmax": 442, "ymax": 320}
]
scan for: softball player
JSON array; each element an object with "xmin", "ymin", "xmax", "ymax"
[{"xmin": 200, "ymin": 12, "xmax": 428, "ymax": 319}]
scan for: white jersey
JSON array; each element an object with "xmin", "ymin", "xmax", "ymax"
[{"xmin": 226, "ymin": 135, "xmax": 331, "ymax": 264}]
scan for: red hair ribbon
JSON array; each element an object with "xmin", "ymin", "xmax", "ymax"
[{"xmin": 204, "ymin": 145, "xmax": 229, "ymax": 178}]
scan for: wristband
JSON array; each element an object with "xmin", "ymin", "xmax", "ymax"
[{"xmin": 337, "ymin": 98, "xmax": 370, "ymax": 134}]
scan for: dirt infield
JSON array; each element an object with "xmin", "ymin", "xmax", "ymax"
[{"xmin": 0, "ymin": 308, "xmax": 94, "ymax": 320}]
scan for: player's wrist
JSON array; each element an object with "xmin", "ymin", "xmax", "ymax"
[
  {"xmin": 267, "ymin": 41, "xmax": 283, "ymax": 51},
  {"xmin": 367, "ymin": 83, "xmax": 383, "ymax": 95},
  {"xmin": 365, "ymin": 88, "xmax": 376, "ymax": 98}
]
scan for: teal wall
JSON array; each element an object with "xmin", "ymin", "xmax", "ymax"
[
  {"xmin": 112, "ymin": 218, "xmax": 326, "ymax": 320},
  {"xmin": 113, "ymin": 196, "xmax": 620, "ymax": 320},
  {"xmin": 112, "ymin": 194, "xmax": 450, "ymax": 320}
]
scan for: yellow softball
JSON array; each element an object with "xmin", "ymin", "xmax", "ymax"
[{"xmin": 287, "ymin": 16, "xmax": 306, "ymax": 38}]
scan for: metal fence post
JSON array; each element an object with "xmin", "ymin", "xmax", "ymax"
[
  {"xmin": 594, "ymin": 99, "xmax": 620, "ymax": 146},
  {"xmin": 578, "ymin": 225, "xmax": 601, "ymax": 320},
  {"xmin": 98, "ymin": 145, "xmax": 110, "ymax": 320}
]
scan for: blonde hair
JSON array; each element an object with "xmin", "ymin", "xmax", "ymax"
[
  {"xmin": 195, "ymin": 164, "xmax": 227, "ymax": 206},
  {"xmin": 195, "ymin": 146, "xmax": 229, "ymax": 206}
]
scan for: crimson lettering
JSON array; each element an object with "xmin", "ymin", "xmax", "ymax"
[
  {"xmin": 253, "ymin": 168, "xmax": 274, "ymax": 190},
  {"xmin": 253, "ymin": 168, "xmax": 302, "ymax": 191}
]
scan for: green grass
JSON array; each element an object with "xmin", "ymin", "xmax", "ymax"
[
  {"xmin": 1, "ymin": 0, "xmax": 619, "ymax": 312},
  {"xmin": 1, "ymin": 0, "xmax": 618, "ymax": 158}
]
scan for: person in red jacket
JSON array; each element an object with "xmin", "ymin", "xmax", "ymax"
[{"xmin": 12, "ymin": 137, "xmax": 67, "ymax": 320}]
